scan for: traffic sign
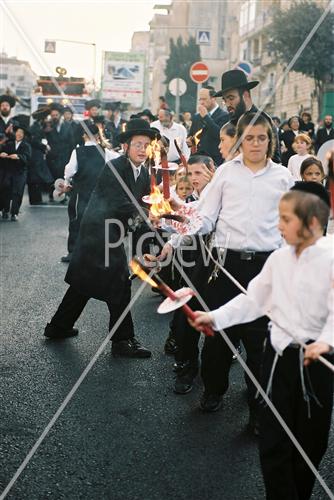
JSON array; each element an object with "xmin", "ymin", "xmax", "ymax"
[
  {"xmin": 196, "ymin": 30, "xmax": 211, "ymax": 45},
  {"xmin": 235, "ymin": 61, "xmax": 253, "ymax": 76},
  {"xmin": 190, "ymin": 62, "xmax": 209, "ymax": 84},
  {"xmin": 45, "ymin": 40, "xmax": 56, "ymax": 53},
  {"xmin": 168, "ymin": 78, "xmax": 187, "ymax": 97}
]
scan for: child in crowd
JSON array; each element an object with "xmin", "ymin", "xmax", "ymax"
[
  {"xmin": 219, "ymin": 122, "xmax": 238, "ymax": 161},
  {"xmin": 287, "ymin": 133, "xmax": 313, "ymax": 180},
  {"xmin": 175, "ymin": 176, "xmax": 193, "ymax": 201},
  {"xmin": 191, "ymin": 182, "xmax": 333, "ymax": 500},
  {"xmin": 300, "ymin": 157, "xmax": 326, "ymax": 184}
]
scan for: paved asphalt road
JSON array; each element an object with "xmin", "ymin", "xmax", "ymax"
[{"xmin": 0, "ymin": 197, "xmax": 333, "ymax": 500}]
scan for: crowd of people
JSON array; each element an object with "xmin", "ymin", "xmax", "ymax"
[{"xmin": 1, "ymin": 68, "xmax": 334, "ymax": 499}]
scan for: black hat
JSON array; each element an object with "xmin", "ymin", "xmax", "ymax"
[
  {"xmin": 117, "ymin": 118, "xmax": 160, "ymax": 143},
  {"xmin": 215, "ymin": 69, "xmax": 259, "ymax": 97},
  {"xmin": 13, "ymin": 115, "xmax": 31, "ymax": 137},
  {"xmin": 63, "ymin": 106, "xmax": 73, "ymax": 114},
  {"xmin": 81, "ymin": 120, "xmax": 99, "ymax": 136},
  {"xmin": 291, "ymin": 181, "xmax": 330, "ymax": 207},
  {"xmin": 104, "ymin": 101, "xmax": 121, "ymax": 111},
  {"xmin": 32, "ymin": 105, "xmax": 50, "ymax": 120},
  {"xmin": 49, "ymin": 102, "xmax": 64, "ymax": 113},
  {"xmin": 85, "ymin": 99, "xmax": 101, "ymax": 110},
  {"xmin": 138, "ymin": 108, "xmax": 156, "ymax": 121},
  {"xmin": 0, "ymin": 94, "xmax": 16, "ymax": 108}
]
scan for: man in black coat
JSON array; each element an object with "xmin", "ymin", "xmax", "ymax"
[
  {"xmin": 0, "ymin": 123, "xmax": 31, "ymax": 220},
  {"xmin": 45, "ymin": 103, "xmax": 75, "ymax": 181},
  {"xmin": 315, "ymin": 115, "xmax": 334, "ymax": 152},
  {"xmin": 0, "ymin": 94, "xmax": 16, "ymax": 141},
  {"xmin": 188, "ymin": 86, "xmax": 229, "ymax": 165},
  {"xmin": 214, "ymin": 70, "xmax": 281, "ymax": 163},
  {"xmin": 44, "ymin": 119, "xmax": 159, "ymax": 358}
]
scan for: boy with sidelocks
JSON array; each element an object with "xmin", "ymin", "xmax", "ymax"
[{"xmin": 191, "ymin": 182, "xmax": 333, "ymax": 500}]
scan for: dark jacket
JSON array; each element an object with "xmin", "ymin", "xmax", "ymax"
[
  {"xmin": 0, "ymin": 139, "xmax": 31, "ymax": 191},
  {"xmin": 28, "ymin": 121, "xmax": 53, "ymax": 184},
  {"xmin": 189, "ymin": 107, "xmax": 229, "ymax": 165},
  {"xmin": 65, "ymin": 155, "xmax": 150, "ymax": 302},
  {"xmin": 315, "ymin": 126, "xmax": 334, "ymax": 152},
  {"xmin": 45, "ymin": 121, "xmax": 75, "ymax": 179}
]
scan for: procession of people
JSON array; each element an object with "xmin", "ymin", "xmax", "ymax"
[{"xmin": 1, "ymin": 66, "xmax": 334, "ymax": 500}]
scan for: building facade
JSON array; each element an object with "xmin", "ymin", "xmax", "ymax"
[{"xmin": 0, "ymin": 53, "xmax": 37, "ymax": 113}]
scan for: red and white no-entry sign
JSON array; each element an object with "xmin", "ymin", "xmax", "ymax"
[{"xmin": 190, "ymin": 61, "xmax": 209, "ymax": 84}]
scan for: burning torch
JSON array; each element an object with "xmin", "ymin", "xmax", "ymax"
[{"xmin": 129, "ymin": 258, "xmax": 214, "ymax": 337}]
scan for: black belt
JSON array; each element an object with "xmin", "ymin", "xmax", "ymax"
[{"xmin": 227, "ymin": 249, "xmax": 273, "ymax": 261}]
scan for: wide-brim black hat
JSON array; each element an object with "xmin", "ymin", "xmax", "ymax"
[
  {"xmin": 13, "ymin": 115, "xmax": 31, "ymax": 136},
  {"xmin": 215, "ymin": 69, "xmax": 259, "ymax": 97},
  {"xmin": 81, "ymin": 120, "xmax": 99, "ymax": 136},
  {"xmin": 32, "ymin": 105, "xmax": 50, "ymax": 120},
  {"xmin": 291, "ymin": 181, "xmax": 330, "ymax": 207},
  {"xmin": 63, "ymin": 106, "xmax": 74, "ymax": 114},
  {"xmin": 104, "ymin": 101, "xmax": 121, "ymax": 111},
  {"xmin": 138, "ymin": 109, "xmax": 156, "ymax": 121},
  {"xmin": 117, "ymin": 119, "xmax": 160, "ymax": 143},
  {"xmin": 49, "ymin": 102, "xmax": 64, "ymax": 113},
  {"xmin": 0, "ymin": 94, "xmax": 16, "ymax": 108},
  {"xmin": 85, "ymin": 99, "xmax": 101, "ymax": 110}
]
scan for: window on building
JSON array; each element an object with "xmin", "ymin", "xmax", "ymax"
[
  {"xmin": 0, "ymin": 74, "xmax": 8, "ymax": 80},
  {"xmin": 18, "ymin": 76, "xmax": 25, "ymax": 82},
  {"xmin": 294, "ymin": 85, "xmax": 298, "ymax": 99}
]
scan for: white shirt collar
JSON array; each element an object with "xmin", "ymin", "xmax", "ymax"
[
  {"xmin": 209, "ymin": 104, "xmax": 219, "ymax": 116},
  {"xmin": 1, "ymin": 114, "xmax": 11, "ymax": 124},
  {"xmin": 15, "ymin": 140, "xmax": 22, "ymax": 148},
  {"xmin": 129, "ymin": 159, "xmax": 143, "ymax": 180}
]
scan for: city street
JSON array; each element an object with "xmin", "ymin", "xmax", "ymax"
[{"xmin": 0, "ymin": 197, "xmax": 333, "ymax": 500}]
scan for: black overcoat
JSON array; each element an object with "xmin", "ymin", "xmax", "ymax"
[
  {"xmin": 65, "ymin": 155, "xmax": 150, "ymax": 302},
  {"xmin": 189, "ymin": 108, "xmax": 229, "ymax": 165}
]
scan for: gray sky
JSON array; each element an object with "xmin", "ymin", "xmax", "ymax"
[{"xmin": 1, "ymin": 0, "xmax": 165, "ymax": 80}]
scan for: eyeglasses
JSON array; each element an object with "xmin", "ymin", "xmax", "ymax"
[
  {"xmin": 130, "ymin": 142, "xmax": 150, "ymax": 150},
  {"xmin": 243, "ymin": 135, "xmax": 268, "ymax": 144}
]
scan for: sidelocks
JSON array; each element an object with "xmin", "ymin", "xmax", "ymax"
[{"xmin": 129, "ymin": 257, "xmax": 214, "ymax": 338}]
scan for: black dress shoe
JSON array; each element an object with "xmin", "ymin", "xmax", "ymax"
[
  {"xmin": 173, "ymin": 362, "xmax": 198, "ymax": 394},
  {"xmin": 164, "ymin": 334, "xmax": 179, "ymax": 355},
  {"xmin": 44, "ymin": 323, "xmax": 79, "ymax": 339},
  {"xmin": 199, "ymin": 392, "xmax": 223, "ymax": 412},
  {"xmin": 11, "ymin": 214, "xmax": 18, "ymax": 221},
  {"xmin": 112, "ymin": 338, "xmax": 151, "ymax": 358},
  {"xmin": 61, "ymin": 253, "xmax": 72, "ymax": 263},
  {"xmin": 2, "ymin": 211, "xmax": 9, "ymax": 220}
]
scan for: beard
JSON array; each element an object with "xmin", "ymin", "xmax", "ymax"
[
  {"xmin": 325, "ymin": 122, "xmax": 332, "ymax": 129},
  {"xmin": 229, "ymin": 97, "xmax": 247, "ymax": 122},
  {"xmin": 0, "ymin": 108, "xmax": 10, "ymax": 117}
]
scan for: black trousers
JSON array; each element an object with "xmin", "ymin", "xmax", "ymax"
[
  {"xmin": 28, "ymin": 183, "xmax": 43, "ymax": 204},
  {"xmin": 50, "ymin": 285, "xmax": 134, "ymax": 342},
  {"xmin": 67, "ymin": 191, "xmax": 88, "ymax": 254},
  {"xmin": 3, "ymin": 171, "xmax": 26, "ymax": 215},
  {"xmin": 175, "ymin": 249, "xmax": 270, "ymax": 407},
  {"xmin": 259, "ymin": 342, "xmax": 334, "ymax": 500}
]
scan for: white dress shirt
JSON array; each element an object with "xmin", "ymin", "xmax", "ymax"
[
  {"xmin": 287, "ymin": 153, "xmax": 311, "ymax": 181},
  {"xmin": 129, "ymin": 159, "xmax": 143, "ymax": 181},
  {"xmin": 209, "ymin": 238, "xmax": 334, "ymax": 354},
  {"xmin": 150, "ymin": 120, "xmax": 190, "ymax": 162},
  {"xmin": 64, "ymin": 142, "xmax": 119, "ymax": 184},
  {"xmin": 15, "ymin": 141, "xmax": 22, "ymax": 150},
  {"xmin": 192, "ymin": 154, "xmax": 294, "ymax": 251}
]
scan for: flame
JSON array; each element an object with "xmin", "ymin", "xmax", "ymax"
[
  {"xmin": 194, "ymin": 128, "xmax": 203, "ymax": 146},
  {"xmin": 149, "ymin": 186, "xmax": 172, "ymax": 217},
  {"xmin": 146, "ymin": 138, "xmax": 161, "ymax": 164},
  {"xmin": 129, "ymin": 260, "xmax": 158, "ymax": 288}
]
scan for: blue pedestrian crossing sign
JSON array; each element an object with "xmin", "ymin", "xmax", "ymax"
[{"xmin": 196, "ymin": 30, "xmax": 211, "ymax": 45}]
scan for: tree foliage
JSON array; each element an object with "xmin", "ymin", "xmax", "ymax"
[
  {"xmin": 269, "ymin": 1, "xmax": 334, "ymax": 111},
  {"xmin": 164, "ymin": 36, "xmax": 201, "ymax": 114}
]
